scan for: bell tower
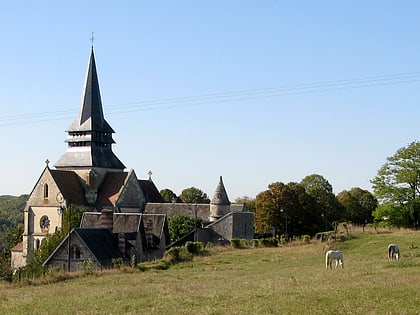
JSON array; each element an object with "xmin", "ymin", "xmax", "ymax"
[{"xmin": 55, "ymin": 48, "xmax": 125, "ymax": 203}]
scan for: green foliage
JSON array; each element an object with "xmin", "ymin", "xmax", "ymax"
[
  {"xmin": 3, "ymin": 224, "xmax": 23, "ymax": 252},
  {"xmin": 165, "ymin": 246, "xmax": 192, "ymax": 263},
  {"xmin": 0, "ymin": 195, "xmax": 26, "ymax": 251},
  {"xmin": 234, "ymin": 196, "xmax": 256, "ymax": 212},
  {"xmin": 257, "ymin": 238, "xmax": 278, "ymax": 247},
  {"xmin": 185, "ymin": 241, "xmax": 203, "ymax": 255},
  {"xmin": 337, "ymin": 188, "xmax": 377, "ymax": 224},
  {"xmin": 301, "ymin": 174, "xmax": 344, "ymax": 226},
  {"xmin": 79, "ymin": 260, "xmax": 94, "ymax": 273},
  {"xmin": 372, "ymin": 203, "xmax": 410, "ymax": 227},
  {"xmin": 0, "ymin": 255, "xmax": 13, "ymax": 282},
  {"xmin": 160, "ymin": 188, "xmax": 178, "ymax": 203},
  {"xmin": 112, "ymin": 258, "xmax": 124, "ymax": 269},
  {"xmin": 179, "ymin": 187, "xmax": 210, "ymax": 204},
  {"xmin": 371, "ymin": 141, "xmax": 420, "ymax": 227},
  {"xmin": 36, "ymin": 229, "xmax": 66, "ymax": 265},
  {"xmin": 301, "ymin": 235, "xmax": 311, "ymax": 243},
  {"xmin": 168, "ymin": 214, "xmax": 202, "ymax": 242},
  {"xmin": 61, "ymin": 205, "xmax": 88, "ymax": 235},
  {"xmin": 255, "ymin": 181, "xmax": 322, "ymax": 237},
  {"xmin": 130, "ymin": 255, "xmax": 137, "ymax": 268},
  {"xmin": 230, "ymin": 238, "xmax": 243, "ymax": 248}
]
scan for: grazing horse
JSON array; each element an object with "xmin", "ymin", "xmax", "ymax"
[
  {"xmin": 325, "ymin": 250, "xmax": 344, "ymax": 269},
  {"xmin": 388, "ymin": 244, "xmax": 400, "ymax": 261}
]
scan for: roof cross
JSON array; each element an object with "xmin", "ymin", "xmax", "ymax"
[
  {"xmin": 148, "ymin": 170, "xmax": 152, "ymax": 180},
  {"xmin": 90, "ymin": 31, "xmax": 95, "ymax": 47}
]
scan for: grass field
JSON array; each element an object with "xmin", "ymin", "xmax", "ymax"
[{"xmin": 1, "ymin": 227, "xmax": 420, "ymax": 314}]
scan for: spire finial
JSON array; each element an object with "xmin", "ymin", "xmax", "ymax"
[{"xmin": 90, "ymin": 31, "xmax": 95, "ymax": 48}]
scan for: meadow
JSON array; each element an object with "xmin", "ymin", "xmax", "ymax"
[{"xmin": 1, "ymin": 227, "xmax": 420, "ymax": 314}]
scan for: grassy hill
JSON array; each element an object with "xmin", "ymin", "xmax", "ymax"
[{"xmin": 1, "ymin": 227, "xmax": 420, "ymax": 314}]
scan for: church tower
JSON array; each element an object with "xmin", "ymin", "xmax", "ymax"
[{"xmin": 55, "ymin": 48, "xmax": 125, "ymax": 203}]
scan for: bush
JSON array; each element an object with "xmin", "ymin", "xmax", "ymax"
[
  {"xmin": 258, "ymin": 238, "xmax": 278, "ymax": 247},
  {"xmin": 252, "ymin": 239, "xmax": 259, "ymax": 247},
  {"xmin": 112, "ymin": 258, "xmax": 124, "ymax": 269},
  {"xmin": 165, "ymin": 246, "xmax": 192, "ymax": 263},
  {"xmin": 185, "ymin": 241, "xmax": 203, "ymax": 255},
  {"xmin": 230, "ymin": 238, "xmax": 249, "ymax": 249},
  {"xmin": 301, "ymin": 235, "xmax": 311, "ymax": 244}
]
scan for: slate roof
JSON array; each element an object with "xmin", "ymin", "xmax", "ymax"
[
  {"xmin": 95, "ymin": 172, "xmax": 129, "ymax": 207},
  {"xmin": 211, "ymin": 176, "xmax": 231, "ymax": 205},
  {"xmin": 50, "ymin": 169, "xmax": 87, "ymax": 205},
  {"xmin": 138, "ymin": 179, "xmax": 164, "ymax": 203},
  {"xmin": 55, "ymin": 48, "xmax": 125, "ymax": 170},
  {"xmin": 43, "ymin": 228, "xmax": 123, "ymax": 268},
  {"xmin": 74, "ymin": 228, "xmax": 122, "ymax": 264}
]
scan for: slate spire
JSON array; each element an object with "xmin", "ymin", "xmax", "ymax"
[
  {"xmin": 211, "ymin": 176, "xmax": 231, "ymax": 205},
  {"xmin": 55, "ymin": 48, "xmax": 125, "ymax": 170}
]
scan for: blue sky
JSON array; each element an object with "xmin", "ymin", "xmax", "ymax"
[{"xmin": 0, "ymin": 1, "xmax": 419, "ymax": 200}]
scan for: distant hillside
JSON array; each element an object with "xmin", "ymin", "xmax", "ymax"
[{"xmin": 0, "ymin": 195, "xmax": 27, "ymax": 250}]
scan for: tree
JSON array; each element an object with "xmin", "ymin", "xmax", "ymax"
[
  {"xmin": 336, "ymin": 188, "xmax": 377, "ymax": 224},
  {"xmin": 234, "ymin": 196, "xmax": 256, "ymax": 212},
  {"xmin": 255, "ymin": 182, "xmax": 321, "ymax": 237},
  {"xmin": 300, "ymin": 174, "xmax": 344, "ymax": 229},
  {"xmin": 168, "ymin": 214, "xmax": 202, "ymax": 242},
  {"xmin": 371, "ymin": 141, "xmax": 420, "ymax": 228},
  {"xmin": 160, "ymin": 189, "xmax": 178, "ymax": 203},
  {"xmin": 179, "ymin": 187, "xmax": 210, "ymax": 204}
]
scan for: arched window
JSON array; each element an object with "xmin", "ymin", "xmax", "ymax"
[
  {"xmin": 35, "ymin": 239, "xmax": 40, "ymax": 250},
  {"xmin": 43, "ymin": 183, "xmax": 49, "ymax": 199}
]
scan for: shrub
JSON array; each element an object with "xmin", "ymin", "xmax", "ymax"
[
  {"xmin": 258, "ymin": 237, "xmax": 278, "ymax": 247},
  {"xmin": 165, "ymin": 246, "xmax": 192, "ymax": 263},
  {"xmin": 252, "ymin": 239, "xmax": 259, "ymax": 248},
  {"xmin": 185, "ymin": 241, "xmax": 203, "ymax": 255},
  {"xmin": 112, "ymin": 258, "xmax": 124, "ymax": 269},
  {"xmin": 301, "ymin": 235, "xmax": 311, "ymax": 244},
  {"xmin": 130, "ymin": 255, "xmax": 137, "ymax": 268},
  {"xmin": 230, "ymin": 238, "xmax": 242, "ymax": 248}
]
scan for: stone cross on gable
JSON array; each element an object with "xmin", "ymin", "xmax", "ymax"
[{"xmin": 148, "ymin": 170, "xmax": 152, "ymax": 180}]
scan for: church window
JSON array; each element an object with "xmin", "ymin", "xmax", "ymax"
[
  {"xmin": 43, "ymin": 183, "xmax": 49, "ymax": 199},
  {"xmin": 35, "ymin": 239, "xmax": 40, "ymax": 250}
]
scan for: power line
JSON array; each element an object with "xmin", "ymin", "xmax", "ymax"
[{"xmin": 1, "ymin": 71, "xmax": 419, "ymax": 127}]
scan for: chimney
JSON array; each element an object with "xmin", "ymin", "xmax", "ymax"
[{"xmin": 101, "ymin": 209, "xmax": 113, "ymax": 231}]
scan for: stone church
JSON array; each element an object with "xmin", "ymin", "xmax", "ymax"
[{"xmin": 11, "ymin": 47, "xmax": 254, "ymax": 271}]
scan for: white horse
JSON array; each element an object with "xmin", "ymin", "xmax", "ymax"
[
  {"xmin": 325, "ymin": 250, "xmax": 344, "ymax": 269},
  {"xmin": 388, "ymin": 244, "xmax": 400, "ymax": 261}
]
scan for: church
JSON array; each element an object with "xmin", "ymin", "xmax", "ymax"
[{"xmin": 11, "ymin": 47, "xmax": 254, "ymax": 271}]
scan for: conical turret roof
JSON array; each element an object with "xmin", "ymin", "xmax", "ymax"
[{"xmin": 211, "ymin": 176, "xmax": 231, "ymax": 205}]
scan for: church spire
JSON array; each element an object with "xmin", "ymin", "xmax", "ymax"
[{"xmin": 55, "ymin": 48, "xmax": 125, "ymax": 170}]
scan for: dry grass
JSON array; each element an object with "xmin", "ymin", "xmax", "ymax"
[{"xmin": 1, "ymin": 228, "xmax": 420, "ymax": 314}]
